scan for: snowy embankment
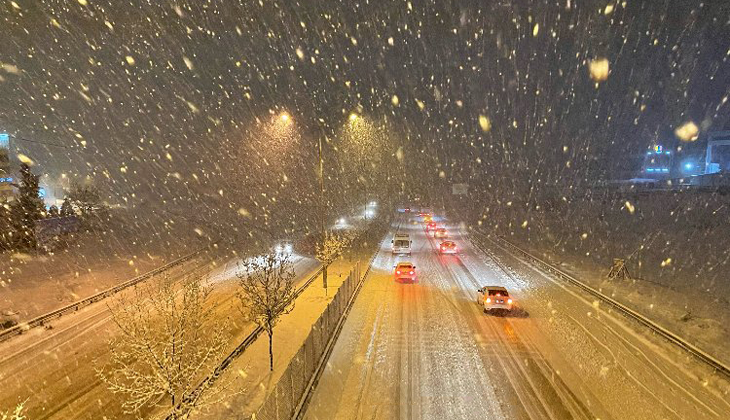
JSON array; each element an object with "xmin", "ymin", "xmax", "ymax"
[
  {"xmin": 455, "ymin": 189, "xmax": 730, "ymax": 365},
  {"xmin": 0, "ymin": 209, "xmax": 217, "ymax": 324}
]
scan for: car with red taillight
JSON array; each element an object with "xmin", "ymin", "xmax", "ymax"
[
  {"xmin": 476, "ymin": 286, "xmax": 513, "ymax": 313},
  {"xmin": 433, "ymin": 227, "xmax": 447, "ymax": 238},
  {"xmin": 439, "ymin": 240, "xmax": 457, "ymax": 254},
  {"xmin": 426, "ymin": 221, "xmax": 437, "ymax": 231}
]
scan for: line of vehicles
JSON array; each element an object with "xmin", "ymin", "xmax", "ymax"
[{"xmin": 392, "ymin": 206, "xmax": 515, "ymax": 314}]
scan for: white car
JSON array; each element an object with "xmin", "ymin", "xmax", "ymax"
[
  {"xmin": 391, "ymin": 233, "xmax": 412, "ymax": 255},
  {"xmin": 476, "ymin": 286, "xmax": 513, "ymax": 313}
]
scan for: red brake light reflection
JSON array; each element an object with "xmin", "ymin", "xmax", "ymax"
[{"xmin": 409, "ymin": 271, "xmax": 414, "ymax": 275}]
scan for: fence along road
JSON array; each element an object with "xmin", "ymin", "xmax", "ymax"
[{"xmin": 165, "ymin": 220, "xmax": 389, "ymax": 420}]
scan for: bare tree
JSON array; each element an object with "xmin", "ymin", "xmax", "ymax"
[
  {"xmin": 237, "ymin": 252, "xmax": 297, "ymax": 371},
  {"xmin": 1, "ymin": 401, "xmax": 27, "ymax": 420},
  {"xmin": 315, "ymin": 231, "xmax": 352, "ymax": 290},
  {"xmin": 97, "ymin": 275, "xmax": 228, "ymax": 420}
]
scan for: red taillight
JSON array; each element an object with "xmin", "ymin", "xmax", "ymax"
[
  {"xmin": 396, "ymin": 270, "xmax": 401, "ymax": 275},
  {"xmin": 409, "ymin": 271, "xmax": 414, "ymax": 275},
  {"xmin": 508, "ymin": 299, "xmax": 513, "ymax": 304},
  {"xmin": 486, "ymin": 297, "xmax": 491, "ymax": 303}
]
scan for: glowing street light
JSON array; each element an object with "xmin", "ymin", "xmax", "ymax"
[
  {"xmin": 279, "ymin": 112, "xmax": 290, "ymax": 123},
  {"xmin": 349, "ymin": 112, "xmax": 358, "ymax": 122}
]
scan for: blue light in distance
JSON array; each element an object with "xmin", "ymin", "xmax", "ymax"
[{"xmin": 683, "ymin": 162, "xmax": 694, "ymax": 171}]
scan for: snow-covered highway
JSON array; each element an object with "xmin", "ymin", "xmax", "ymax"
[{"xmin": 303, "ymin": 213, "xmax": 730, "ymax": 420}]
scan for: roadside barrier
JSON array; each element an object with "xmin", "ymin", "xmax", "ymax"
[
  {"xmin": 166, "ymin": 218, "xmax": 389, "ymax": 420},
  {"xmin": 0, "ymin": 245, "xmax": 214, "ymax": 343},
  {"xmin": 257, "ymin": 233, "xmax": 382, "ymax": 420}
]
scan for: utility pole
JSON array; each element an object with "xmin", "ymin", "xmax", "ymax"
[{"xmin": 319, "ymin": 135, "xmax": 327, "ymax": 290}]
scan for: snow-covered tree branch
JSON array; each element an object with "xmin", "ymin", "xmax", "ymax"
[
  {"xmin": 1, "ymin": 401, "xmax": 27, "ymax": 420},
  {"xmin": 96, "ymin": 275, "xmax": 228, "ymax": 420},
  {"xmin": 316, "ymin": 231, "xmax": 353, "ymax": 290},
  {"xmin": 237, "ymin": 252, "xmax": 297, "ymax": 371}
]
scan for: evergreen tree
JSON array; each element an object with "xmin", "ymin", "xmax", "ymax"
[
  {"xmin": 0, "ymin": 203, "xmax": 11, "ymax": 251},
  {"xmin": 10, "ymin": 163, "xmax": 45, "ymax": 249},
  {"xmin": 48, "ymin": 205, "xmax": 60, "ymax": 218},
  {"xmin": 60, "ymin": 196, "xmax": 74, "ymax": 216}
]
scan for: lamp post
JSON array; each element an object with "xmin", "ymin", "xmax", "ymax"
[{"xmin": 318, "ymin": 133, "xmax": 325, "ymax": 240}]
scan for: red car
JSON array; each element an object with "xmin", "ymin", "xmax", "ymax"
[
  {"xmin": 394, "ymin": 262, "xmax": 417, "ymax": 281},
  {"xmin": 426, "ymin": 221, "xmax": 437, "ymax": 231},
  {"xmin": 439, "ymin": 240, "xmax": 457, "ymax": 254}
]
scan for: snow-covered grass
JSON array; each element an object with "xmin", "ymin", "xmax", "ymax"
[{"xmin": 0, "ymin": 209, "xmax": 215, "ymax": 323}]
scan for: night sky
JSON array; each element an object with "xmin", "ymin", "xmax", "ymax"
[{"xmin": 1, "ymin": 0, "xmax": 729, "ymax": 235}]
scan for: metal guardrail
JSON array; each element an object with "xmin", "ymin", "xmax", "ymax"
[
  {"xmin": 476, "ymin": 232, "xmax": 730, "ymax": 379},
  {"xmin": 0, "ymin": 245, "xmax": 213, "ymax": 343}
]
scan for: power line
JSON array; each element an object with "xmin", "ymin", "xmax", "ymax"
[{"xmin": 9, "ymin": 135, "xmax": 72, "ymax": 149}]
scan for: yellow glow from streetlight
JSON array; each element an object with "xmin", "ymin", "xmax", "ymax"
[
  {"xmin": 349, "ymin": 113, "xmax": 358, "ymax": 122},
  {"xmin": 280, "ymin": 112, "xmax": 290, "ymax": 122}
]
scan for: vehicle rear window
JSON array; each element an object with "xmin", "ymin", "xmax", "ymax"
[
  {"xmin": 398, "ymin": 265, "xmax": 413, "ymax": 269},
  {"xmin": 394, "ymin": 240, "xmax": 409, "ymax": 247},
  {"xmin": 488, "ymin": 290, "xmax": 508, "ymax": 296}
]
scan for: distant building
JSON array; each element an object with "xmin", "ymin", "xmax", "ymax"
[
  {"xmin": 0, "ymin": 133, "xmax": 70, "ymax": 206},
  {"xmin": 0, "ymin": 133, "xmax": 12, "ymax": 202},
  {"xmin": 641, "ymin": 144, "xmax": 674, "ymax": 179},
  {"xmin": 704, "ymin": 131, "xmax": 730, "ymax": 174}
]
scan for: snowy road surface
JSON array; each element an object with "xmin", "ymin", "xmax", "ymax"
[{"xmin": 303, "ymin": 214, "xmax": 730, "ymax": 420}]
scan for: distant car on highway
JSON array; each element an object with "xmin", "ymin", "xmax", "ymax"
[
  {"xmin": 439, "ymin": 240, "xmax": 457, "ymax": 254},
  {"xmin": 426, "ymin": 221, "xmax": 437, "ymax": 231},
  {"xmin": 394, "ymin": 262, "xmax": 417, "ymax": 282},
  {"xmin": 274, "ymin": 240, "xmax": 293, "ymax": 255},
  {"xmin": 476, "ymin": 286, "xmax": 513, "ymax": 314},
  {"xmin": 433, "ymin": 227, "xmax": 447, "ymax": 238}
]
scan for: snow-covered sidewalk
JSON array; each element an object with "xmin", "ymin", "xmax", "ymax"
[{"xmin": 191, "ymin": 237, "xmax": 385, "ymax": 419}]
